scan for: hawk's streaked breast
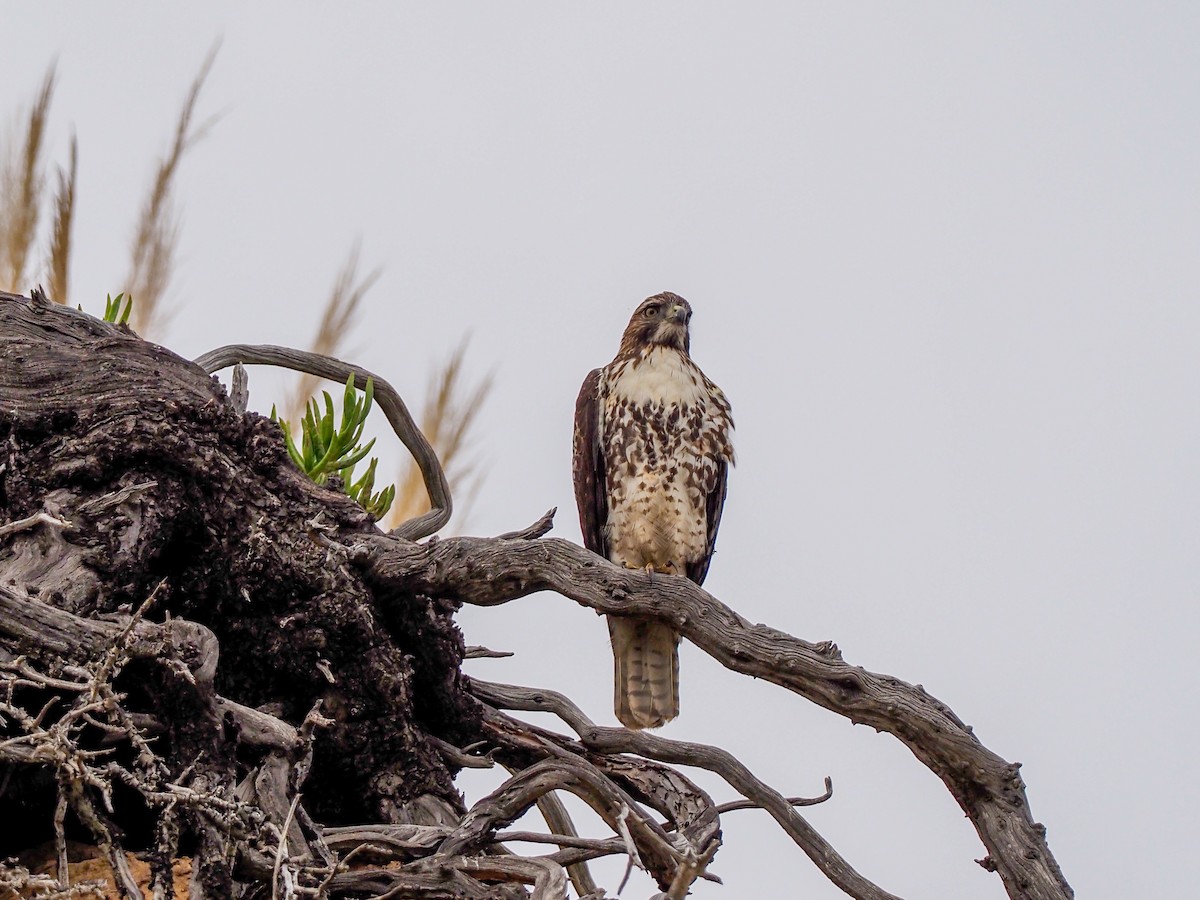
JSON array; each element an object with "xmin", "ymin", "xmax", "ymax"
[{"xmin": 601, "ymin": 346, "xmax": 733, "ymax": 574}]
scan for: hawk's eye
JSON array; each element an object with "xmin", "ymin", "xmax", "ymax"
[{"xmin": 643, "ymin": 305, "xmax": 659, "ymax": 318}]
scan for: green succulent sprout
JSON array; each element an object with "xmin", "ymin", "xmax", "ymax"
[
  {"xmin": 272, "ymin": 374, "xmax": 397, "ymax": 520},
  {"xmin": 102, "ymin": 292, "xmax": 132, "ymax": 324},
  {"xmin": 344, "ymin": 456, "xmax": 397, "ymax": 520}
]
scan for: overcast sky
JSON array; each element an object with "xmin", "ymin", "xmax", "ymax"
[{"xmin": 4, "ymin": 4, "xmax": 1198, "ymax": 898}]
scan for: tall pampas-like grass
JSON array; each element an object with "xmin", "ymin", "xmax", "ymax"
[
  {"xmin": 1, "ymin": 50, "xmax": 217, "ymax": 324},
  {"xmin": 285, "ymin": 241, "xmax": 381, "ymax": 425},
  {"xmin": 385, "ymin": 337, "xmax": 493, "ymax": 531},
  {"xmin": 123, "ymin": 45, "xmax": 220, "ymax": 337},
  {"xmin": 0, "ymin": 65, "xmax": 55, "ymax": 294},
  {"xmin": 2, "ymin": 52, "xmax": 493, "ymax": 527},
  {"xmin": 285, "ymin": 251, "xmax": 493, "ymax": 532},
  {"xmin": 46, "ymin": 133, "xmax": 77, "ymax": 304}
]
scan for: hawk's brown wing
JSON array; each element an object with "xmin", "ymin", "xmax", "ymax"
[
  {"xmin": 685, "ymin": 459, "xmax": 728, "ymax": 586},
  {"xmin": 572, "ymin": 368, "xmax": 608, "ymax": 558}
]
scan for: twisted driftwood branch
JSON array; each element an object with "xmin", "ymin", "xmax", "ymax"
[
  {"xmin": 0, "ymin": 509, "xmax": 729, "ymax": 894},
  {"xmin": 192, "ymin": 343, "xmax": 451, "ymax": 540},
  {"xmin": 356, "ymin": 531, "xmax": 1074, "ymax": 900},
  {"xmin": 472, "ymin": 679, "xmax": 887, "ymax": 900},
  {"xmin": 516, "ymin": 766, "xmax": 600, "ymax": 895}
]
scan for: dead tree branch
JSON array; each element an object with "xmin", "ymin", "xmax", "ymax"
[
  {"xmin": 193, "ymin": 343, "xmax": 451, "ymax": 540},
  {"xmin": 473, "ymin": 680, "xmax": 889, "ymax": 900},
  {"xmin": 357, "ymin": 531, "xmax": 1074, "ymax": 900}
]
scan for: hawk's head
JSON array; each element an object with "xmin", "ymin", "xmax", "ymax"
[{"xmin": 618, "ymin": 292, "xmax": 693, "ymax": 357}]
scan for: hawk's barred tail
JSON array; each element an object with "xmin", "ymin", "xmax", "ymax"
[{"xmin": 609, "ymin": 617, "xmax": 680, "ymax": 730}]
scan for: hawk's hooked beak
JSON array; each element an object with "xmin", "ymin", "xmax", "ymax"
[{"xmin": 668, "ymin": 304, "xmax": 689, "ymax": 325}]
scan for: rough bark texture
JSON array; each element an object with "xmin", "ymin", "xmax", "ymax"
[
  {"xmin": 0, "ymin": 291, "xmax": 1073, "ymax": 900},
  {"xmin": 0, "ymin": 292, "xmax": 488, "ymax": 898},
  {"xmin": 0, "ymin": 292, "xmax": 474, "ymax": 831}
]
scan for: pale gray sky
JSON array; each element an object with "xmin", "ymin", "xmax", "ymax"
[{"xmin": 4, "ymin": 4, "xmax": 1198, "ymax": 897}]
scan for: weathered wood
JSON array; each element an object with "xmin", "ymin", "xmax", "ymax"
[
  {"xmin": 0, "ymin": 291, "xmax": 1073, "ymax": 899},
  {"xmin": 0, "ymin": 292, "xmax": 477, "ymax": 896},
  {"xmin": 359, "ymin": 532, "xmax": 1074, "ymax": 900},
  {"xmin": 0, "ymin": 291, "xmax": 475, "ymax": 833},
  {"xmin": 193, "ymin": 343, "xmax": 452, "ymax": 541},
  {"xmin": 0, "ymin": 293, "xmax": 728, "ymax": 898},
  {"xmin": 473, "ymin": 682, "xmax": 885, "ymax": 900}
]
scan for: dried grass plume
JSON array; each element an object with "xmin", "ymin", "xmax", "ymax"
[
  {"xmin": 46, "ymin": 132, "xmax": 77, "ymax": 304},
  {"xmin": 284, "ymin": 251, "xmax": 491, "ymax": 531},
  {"xmin": 385, "ymin": 337, "xmax": 493, "ymax": 530},
  {"xmin": 285, "ymin": 241, "xmax": 381, "ymax": 424},
  {"xmin": 0, "ymin": 65, "xmax": 55, "ymax": 293},
  {"xmin": 123, "ymin": 44, "xmax": 221, "ymax": 336}
]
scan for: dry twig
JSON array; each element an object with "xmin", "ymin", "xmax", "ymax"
[{"xmin": 355, "ymin": 528, "xmax": 1074, "ymax": 900}]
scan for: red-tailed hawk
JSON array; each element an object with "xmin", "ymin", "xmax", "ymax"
[{"xmin": 573, "ymin": 292, "xmax": 734, "ymax": 729}]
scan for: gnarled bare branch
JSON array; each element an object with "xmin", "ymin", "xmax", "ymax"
[
  {"xmin": 474, "ymin": 680, "xmax": 888, "ymax": 900},
  {"xmin": 193, "ymin": 343, "xmax": 451, "ymax": 539},
  {"xmin": 357, "ymin": 532, "xmax": 1073, "ymax": 900}
]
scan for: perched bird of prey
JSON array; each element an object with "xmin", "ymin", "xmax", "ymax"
[{"xmin": 572, "ymin": 292, "xmax": 734, "ymax": 729}]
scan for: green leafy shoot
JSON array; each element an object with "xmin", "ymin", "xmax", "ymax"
[
  {"xmin": 103, "ymin": 292, "xmax": 132, "ymax": 324},
  {"xmin": 343, "ymin": 456, "xmax": 396, "ymax": 520},
  {"xmin": 272, "ymin": 374, "xmax": 396, "ymax": 519}
]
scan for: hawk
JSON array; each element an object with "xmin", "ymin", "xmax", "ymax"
[{"xmin": 572, "ymin": 292, "xmax": 734, "ymax": 729}]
